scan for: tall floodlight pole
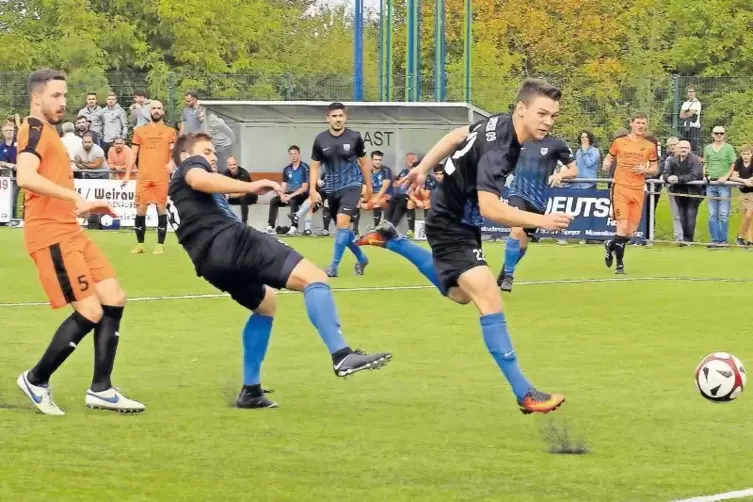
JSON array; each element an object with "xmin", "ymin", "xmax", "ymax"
[
  {"xmin": 463, "ymin": 0, "xmax": 472, "ymax": 103},
  {"xmin": 434, "ymin": 0, "xmax": 446, "ymax": 101},
  {"xmin": 405, "ymin": 0, "xmax": 416, "ymax": 101},
  {"xmin": 379, "ymin": 0, "xmax": 393, "ymax": 101},
  {"xmin": 354, "ymin": 0, "xmax": 364, "ymax": 101}
]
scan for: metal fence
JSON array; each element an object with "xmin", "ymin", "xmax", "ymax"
[{"xmin": 1, "ymin": 72, "xmax": 751, "ymax": 150}]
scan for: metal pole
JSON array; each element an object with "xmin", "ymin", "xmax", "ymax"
[
  {"xmin": 378, "ymin": 0, "xmax": 384, "ymax": 101},
  {"xmin": 353, "ymin": 0, "xmax": 364, "ymax": 101},
  {"xmin": 405, "ymin": 0, "xmax": 414, "ymax": 102},
  {"xmin": 434, "ymin": 0, "xmax": 446, "ymax": 101},
  {"xmin": 414, "ymin": 0, "xmax": 421, "ymax": 102},
  {"xmin": 463, "ymin": 0, "xmax": 472, "ymax": 103},
  {"xmin": 386, "ymin": 0, "xmax": 393, "ymax": 101},
  {"xmin": 671, "ymin": 74, "xmax": 680, "ymax": 137}
]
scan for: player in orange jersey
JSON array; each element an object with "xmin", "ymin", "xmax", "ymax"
[
  {"xmin": 123, "ymin": 100, "xmax": 177, "ymax": 255},
  {"xmin": 14, "ymin": 69, "xmax": 145, "ymax": 415},
  {"xmin": 601, "ymin": 112, "xmax": 659, "ymax": 274}
]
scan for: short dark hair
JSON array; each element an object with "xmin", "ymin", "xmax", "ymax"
[
  {"xmin": 579, "ymin": 130, "xmax": 596, "ymax": 146},
  {"xmin": 75, "ymin": 115, "xmax": 88, "ymax": 122},
  {"xmin": 133, "ymin": 89, "xmax": 148, "ymax": 98},
  {"xmin": 27, "ymin": 69, "xmax": 66, "ymax": 96},
  {"xmin": 371, "ymin": 150, "xmax": 384, "ymax": 158},
  {"xmin": 86, "ymin": 92, "xmax": 97, "ymax": 97},
  {"xmin": 81, "ymin": 131, "xmax": 95, "ymax": 141},
  {"xmin": 433, "ymin": 164, "xmax": 444, "ymax": 173},
  {"xmin": 516, "ymin": 78, "xmax": 562, "ymax": 104},
  {"xmin": 185, "ymin": 91, "xmax": 198, "ymax": 99},
  {"xmin": 113, "ymin": 136, "xmax": 125, "ymax": 143},
  {"xmin": 631, "ymin": 111, "xmax": 648, "ymax": 122},
  {"xmin": 288, "ymin": 145, "xmax": 300, "ymax": 153},
  {"xmin": 107, "ymin": 91, "xmax": 117, "ymax": 98},
  {"xmin": 173, "ymin": 133, "xmax": 194, "ymax": 165},
  {"xmin": 186, "ymin": 132, "xmax": 213, "ymax": 153},
  {"xmin": 327, "ymin": 102, "xmax": 346, "ymax": 114}
]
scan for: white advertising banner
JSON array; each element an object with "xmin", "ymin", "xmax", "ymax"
[
  {"xmin": 0, "ymin": 177, "xmax": 12, "ymax": 224},
  {"xmin": 73, "ymin": 179, "xmax": 179, "ymax": 230}
]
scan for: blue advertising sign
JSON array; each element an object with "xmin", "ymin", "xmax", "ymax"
[{"xmin": 479, "ymin": 187, "xmax": 648, "ymax": 241}]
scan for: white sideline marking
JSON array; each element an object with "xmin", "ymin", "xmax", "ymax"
[
  {"xmin": 672, "ymin": 488, "xmax": 753, "ymax": 502},
  {"xmin": 0, "ymin": 276, "xmax": 751, "ymax": 309}
]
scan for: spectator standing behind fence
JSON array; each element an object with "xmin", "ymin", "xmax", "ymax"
[
  {"xmin": 101, "ymin": 92, "xmax": 128, "ymax": 156},
  {"xmin": 662, "ymin": 137, "xmax": 683, "ymax": 242},
  {"xmin": 1, "ymin": 122, "xmax": 19, "ymax": 219},
  {"xmin": 78, "ymin": 92, "xmax": 105, "ymax": 138},
  {"xmin": 703, "ymin": 126, "xmax": 736, "ymax": 247},
  {"xmin": 74, "ymin": 132, "xmax": 109, "ymax": 180},
  {"xmin": 730, "ymin": 145, "xmax": 753, "ymax": 247},
  {"xmin": 573, "ymin": 130, "xmax": 600, "ymax": 189},
  {"xmin": 663, "ymin": 140, "xmax": 703, "ymax": 245},
  {"xmin": 265, "ymin": 146, "xmax": 310, "ymax": 234},
  {"xmin": 179, "ymin": 91, "xmax": 204, "ymax": 135},
  {"xmin": 107, "ymin": 137, "xmax": 131, "ymax": 180},
  {"xmin": 223, "ymin": 156, "xmax": 258, "ymax": 225},
  {"xmin": 200, "ymin": 110, "xmax": 234, "ymax": 173},
  {"xmin": 60, "ymin": 121, "xmax": 83, "ymax": 169},
  {"xmin": 74, "ymin": 114, "xmax": 101, "ymax": 146},
  {"xmin": 680, "ymin": 86, "xmax": 702, "ymax": 155},
  {"xmin": 129, "ymin": 89, "xmax": 151, "ymax": 128}
]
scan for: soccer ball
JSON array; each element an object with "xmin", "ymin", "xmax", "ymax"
[{"xmin": 695, "ymin": 352, "xmax": 746, "ymax": 402}]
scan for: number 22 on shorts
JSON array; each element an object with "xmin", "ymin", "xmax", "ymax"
[{"xmin": 472, "ymin": 248, "xmax": 486, "ymax": 261}]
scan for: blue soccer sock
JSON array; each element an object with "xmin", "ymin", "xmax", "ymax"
[
  {"xmin": 480, "ymin": 312, "xmax": 532, "ymax": 400},
  {"xmin": 503, "ymin": 237, "xmax": 522, "ymax": 277},
  {"xmin": 346, "ymin": 230, "xmax": 367, "ymax": 263},
  {"xmin": 330, "ymin": 228, "xmax": 351, "ymax": 270},
  {"xmin": 384, "ymin": 237, "xmax": 442, "ymax": 291},
  {"xmin": 242, "ymin": 313, "xmax": 274, "ymax": 386},
  {"xmin": 303, "ymin": 282, "xmax": 348, "ymax": 354},
  {"xmin": 518, "ymin": 246, "xmax": 527, "ymax": 263}
]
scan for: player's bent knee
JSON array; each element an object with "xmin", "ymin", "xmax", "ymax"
[
  {"xmin": 285, "ymin": 259, "xmax": 328, "ymax": 291},
  {"xmin": 456, "ymin": 267, "xmax": 503, "ymax": 316},
  {"xmin": 255, "ymin": 286, "xmax": 278, "ymax": 317},
  {"xmin": 510, "ymin": 227, "xmax": 527, "ymax": 240},
  {"xmin": 447, "ymin": 287, "xmax": 472, "ymax": 305},
  {"xmin": 73, "ymin": 296, "xmax": 104, "ymax": 324},
  {"xmin": 95, "ymin": 278, "xmax": 126, "ymax": 307}
]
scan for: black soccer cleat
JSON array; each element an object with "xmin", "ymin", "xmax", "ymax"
[
  {"xmin": 615, "ymin": 264, "xmax": 625, "ymax": 275},
  {"xmin": 236, "ymin": 387, "xmax": 278, "ymax": 409},
  {"xmin": 498, "ymin": 274, "xmax": 514, "ymax": 293},
  {"xmin": 604, "ymin": 241, "xmax": 614, "ymax": 268},
  {"xmin": 333, "ymin": 349, "xmax": 392, "ymax": 377}
]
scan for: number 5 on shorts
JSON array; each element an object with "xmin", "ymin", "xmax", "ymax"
[{"xmin": 77, "ymin": 275, "xmax": 90, "ymax": 291}]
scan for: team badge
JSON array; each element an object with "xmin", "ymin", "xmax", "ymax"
[
  {"xmin": 540, "ymin": 147, "xmax": 549, "ymax": 155},
  {"xmin": 344, "ymin": 144, "xmax": 351, "ymax": 152}
]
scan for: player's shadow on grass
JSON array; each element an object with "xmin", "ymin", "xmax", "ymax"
[{"xmin": 539, "ymin": 417, "xmax": 589, "ymax": 455}]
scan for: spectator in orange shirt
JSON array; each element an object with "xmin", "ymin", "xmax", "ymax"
[{"xmin": 107, "ymin": 137, "xmax": 131, "ymax": 180}]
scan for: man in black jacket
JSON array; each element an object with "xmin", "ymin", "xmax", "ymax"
[
  {"xmin": 663, "ymin": 140, "xmax": 704, "ymax": 244},
  {"xmin": 224, "ymin": 155, "xmax": 258, "ymax": 224}
]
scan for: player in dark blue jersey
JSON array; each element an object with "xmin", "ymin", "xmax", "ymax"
[
  {"xmin": 308, "ymin": 103, "xmax": 373, "ymax": 277},
  {"xmin": 357, "ymin": 79, "xmax": 573, "ymax": 414},
  {"xmin": 359, "ymin": 150, "xmax": 393, "ymax": 228},
  {"xmin": 169, "ymin": 133, "xmax": 390, "ymax": 409},
  {"xmin": 497, "ymin": 137, "xmax": 577, "ymax": 292},
  {"xmin": 384, "ymin": 165, "xmax": 411, "ymax": 229}
]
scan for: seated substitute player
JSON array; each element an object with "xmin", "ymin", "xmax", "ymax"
[
  {"xmin": 601, "ymin": 112, "xmax": 658, "ymax": 274},
  {"xmin": 308, "ymin": 102, "xmax": 373, "ymax": 277},
  {"xmin": 384, "ymin": 165, "xmax": 411, "ymax": 229},
  {"xmin": 357, "ymin": 79, "xmax": 573, "ymax": 414},
  {"xmin": 15, "ymin": 68, "xmax": 144, "ymax": 416},
  {"xmin": 497, "ymin": 137, "xmax": 577, "ymax": 292},
  {"xmin": 265, "ymin": 145, "xmax": 310, "ymax": 235},
  {"xmin": 359, "ymin": 150, "xmax": 393, "ymax": 228},
  {"xmin": 123, "ymin": 100, "xmax": 177, "ymax": 255},
  {"xmin": 405, "ymin": 161, "xmax": 430, "ymax": 235},
  {"xmin": 169, "ymin": 133, "xmax": 391, "ymax": 409}
]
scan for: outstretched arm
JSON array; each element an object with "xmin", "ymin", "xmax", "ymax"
[{"xmin": 185, "ymin": 167, "xmax": 279, "ymax": 195}]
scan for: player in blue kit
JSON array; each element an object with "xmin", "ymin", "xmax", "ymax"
[
  {"xmin": 308, "ymin": 103, "xmax": 373, "ymax": 277},
  {"xmin": 359, "ymin": 150, "xmax": 393, "ymax": 228},
  {"xmin": 497, "ymin": 138, "xmax": 577, "ymax": 292},
  {"xmin": 169, "ymin": 133, "xmax": 391, "ymax": 409},
  {"xmin": 357, "ymin": 79, "xmax": 573, "ymax": 414}
]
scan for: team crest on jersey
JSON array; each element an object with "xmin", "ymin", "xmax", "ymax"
[
  {"xmin": 540, "ymin": 147, "xmax": 549, "ymax": 155},
  {"xmin": 344, "ymin": 144, "xmax": 351, "ymax": 152}
]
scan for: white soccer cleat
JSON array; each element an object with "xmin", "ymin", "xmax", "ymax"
[
  {"xmin": 17, "ymin": 371, "xmax": 65, "ymax": 416},
  {"xmin": 287, "ymin": 226, "xmax": 297, "ymax": 235},
  {"xmin": 264, "ymin": 226, "xmax": 276, "ymax": 234},
  {"xmin": 85, "ymin": 387, "xmax": 146, "ymax": 414}
]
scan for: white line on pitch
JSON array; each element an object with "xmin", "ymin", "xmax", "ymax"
[
  {"xmin": 672, "ymin": 487, "xmax": 753, "ymax": 502},
  {"xmin": 0, "ymin": 276, "xmax": 750, "ymax": 309}
]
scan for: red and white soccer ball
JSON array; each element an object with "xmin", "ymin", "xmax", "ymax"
[{"xmin": 695, "ymin": 352, "xmax": 746, "ymax": 402}]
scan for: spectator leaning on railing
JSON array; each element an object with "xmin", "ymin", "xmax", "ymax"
[
  {"xmin": 663, "ymin": 140, "xmax": 704, "ymax": 245},
  {"xmin": 107, "ymin": 137, "xmax": 132, "ymax": 180},
  {"xmin": 662, "ymin": 137, "xmax": 683, "ymax": 242},
  {"xmin": 703, "ymin": 126, "xmax": 736, "ymax": 247},
  {"xmin": 73, "ymin": 131, "xmax": 109, "ymax": 180},
  {"xmin": 60, "ymin": 121, "xmax": 83, "ymax": 168},
  {"xmin": 730, "ymin": 145, "xmax": 753, "ymax": 246}
]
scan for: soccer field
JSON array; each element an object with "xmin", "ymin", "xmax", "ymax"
[{"xmin": 1, "ymin": 229, "xmax": 752, "ymax": 502}]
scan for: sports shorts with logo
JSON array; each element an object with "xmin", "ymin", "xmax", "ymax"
[{"xmin": 425, "ymin": 211, "xmax": 486, "ymax": 295}]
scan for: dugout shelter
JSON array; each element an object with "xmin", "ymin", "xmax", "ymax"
[{"xmin": 200, "ymin": 101, "xmax": 491, "ymax": 181}]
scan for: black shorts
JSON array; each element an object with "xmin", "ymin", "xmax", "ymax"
[
  {"xmin": 507, "ymin": 195, "xmax": 544, "ymax": 238},
  {"xmin": 425, "ymin": 212, "xmax": 487, "ymax": 295},
  {"xmin": 197, "ymin": 226, "xmax": 304, "ymax": 310},
  {"xmin": 326, "ymin": 186, "xmax": 361, "ymax": 218}
]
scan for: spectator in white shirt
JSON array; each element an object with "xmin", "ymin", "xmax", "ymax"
[
  {"xmin": 74, "ymin": 132, "xmax": 109, "ymax": 180},
  {"xmin": 60, "ymin": 121, "xmax": 83, "ymax": 168},
  {"xmin": 679, "ymin": 86, "xmax": 702, "ymax": 155}
]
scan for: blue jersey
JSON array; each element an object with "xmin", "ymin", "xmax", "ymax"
[
  {"xmin": 424, "ymin": 176, "xmax": 438, "ymax": 191},
  {"xmin": 372, "ymin": 166, "xmax": 393, "ymax": 195},
  {"xmin": 394, "ymin": 168, "xmax": 410, "ymax": 195},
  {"xmin": 282, "ymin": 162, "xmax": 310, "ymax": 193},
  {"xmin": 311, "ymin": 128, "xmax": 366, "ymax": 193},
  {"xmin": 508, "ymin": 136, "xmax": 575, "ymax": 212}
]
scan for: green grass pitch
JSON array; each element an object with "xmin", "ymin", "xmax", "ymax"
[{"xmin": 0, "ymin": 228, "xmax": 751, "ymax": 501}]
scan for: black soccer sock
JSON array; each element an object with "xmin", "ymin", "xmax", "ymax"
[
  {"xmin": 134, "ymin": 215, "xmax": 146, "ymax": 244},
  {"xmin": 322, "ymin": 207, "xmax": 332, "ymax": 230},
  {"xmin": 352, "ymin": 210, "xmax": 361, "ymax": 234},
  {"xmin": 407, "ymin": 208, "xmax": 416, "ymax": 232},
  {"xmin": 28, "ymin": 311, "xmax": 97, "ymax": 386},
  {"xmin": 331, "ymin": 347, "xmax": 354, "ymax": 365},
  {"xmin": 373, "ymin": 208, "xmax": 382, "ymax": 227},
  {"xmin": 614, "ymin": 235, "xmax": 629, "ymax": 265},
  {"xmin": 91, "ymin": 305, "xmax": 124, "ymax": 392},
  {"xmin": 157, "ymin": 214, "xmax": 168, "ymax": 244}
]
